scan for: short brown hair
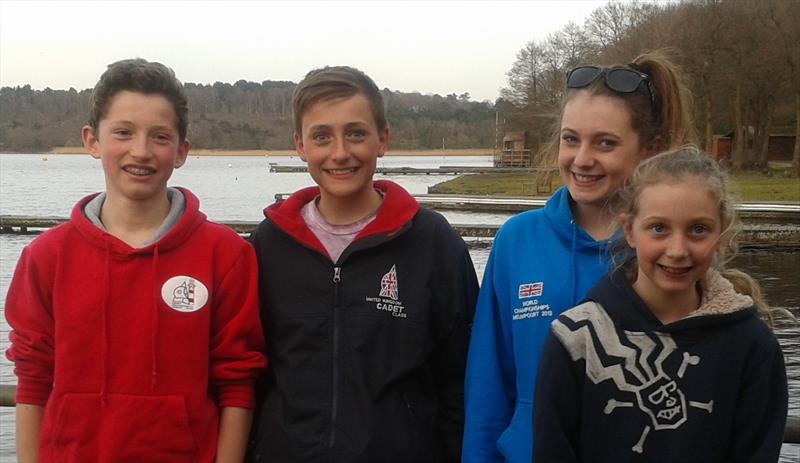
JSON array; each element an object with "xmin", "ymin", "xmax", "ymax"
[
  {"xmin": 88, "ymin": 58, "xmax": 189, "ymax": 141},
  {"xmin": 292, "ymin": 66, "xmax": 387, "ymax": 135}
]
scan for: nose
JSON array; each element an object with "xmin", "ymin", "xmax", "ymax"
[
  {"xmin": 130, "ymin": 134, "xmax": 152, "ymax": 160},
  {"xmin": 572, "ymin": 143, "xmax": 594, "ymax": 168},
  {"xmin": 665, "ymin": 235, "xmax": 689, "ymax": 259},
  {"xmin": 330, "ymin": 138, "xmax": 349, "ymax": 163}
]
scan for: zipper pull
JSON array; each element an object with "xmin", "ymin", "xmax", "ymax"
[{"xmin": 333, "ymin": 266, "xmax": 341, "ymax": 284}]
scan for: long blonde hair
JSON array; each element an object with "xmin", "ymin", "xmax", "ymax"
[{"xmin": 613, "ymin": 145, "xmax": 788, "ymax": 327}]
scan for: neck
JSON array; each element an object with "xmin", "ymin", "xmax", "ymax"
[
  {"xmin": 317, "ymin": 186, "xmax": 383, "ymax": 225},
  {"xmin": 634, "ymin": 278, "xmax": 701, "ymax": 325},
  {"xmin": 572, "ymin": 200, "xmax": 615, "ymax": 240},
  {"xmin": 100, "ymin": 190, "xmax": 171, "ymax": 247}
]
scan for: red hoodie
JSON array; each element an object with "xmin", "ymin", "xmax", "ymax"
[{"xmin": 5, "ymin": 188, "xmax": 266, "ymax": 463}]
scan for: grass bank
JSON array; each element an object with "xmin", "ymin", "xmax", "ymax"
[{"xmin": 429, "ymin": 171, "xmax": 799, "ymax": 202}]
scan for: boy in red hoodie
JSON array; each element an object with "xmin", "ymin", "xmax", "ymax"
[{"xmin": 5, "ymin": 58, "xmax": 266, "ymax": 463}]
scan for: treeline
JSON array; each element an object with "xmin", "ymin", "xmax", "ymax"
[
  {"xmin": 0, "ymin": 81, "xmax": 495, "ymax": 152},
  {"xmin": 499, "ymin": 0, "xmax": 800, "ymax": 170}
]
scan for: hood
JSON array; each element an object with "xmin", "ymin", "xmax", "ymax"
[
  {"xmin": 587, "ymin": 267, "xmax": 756, "ymax": 333},
  {"xmin": 264, "ymin": 180, "xmax": 419, "ymax": 256},
  {"xmin": 544, "ymin": 186, "xmax": 615, "ymax": 306},
  {"xmin": 71, "ymin": 187, "xmax": 207, "ymax": 256},
  {"xmin": 544, "ymin": 186, "xmax": 613, "ymax": 252}
]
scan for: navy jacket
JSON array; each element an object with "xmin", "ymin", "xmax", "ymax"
[{"xmin": 248, "ymin": 180, "xmax": 478, "ymax": 463}]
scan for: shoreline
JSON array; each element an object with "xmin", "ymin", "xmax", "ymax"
[{"xmin": 1, "ymin": 148, "xmax": 493, "ymax": 157}]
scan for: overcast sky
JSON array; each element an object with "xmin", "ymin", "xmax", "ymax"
[{"xmin": 0, "ymin": 0, "xmax": 608, "ymax": 102}]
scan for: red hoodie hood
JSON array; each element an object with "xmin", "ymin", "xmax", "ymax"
[
  {"xmin": 264, "ymin": 180, "xmax": 420, "ymax": 256},
  {"xmin": 71, "ymin": 187, "xmax": 207, "ymax": 256}
]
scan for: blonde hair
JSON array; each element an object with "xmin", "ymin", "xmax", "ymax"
[{"xmin": 613, "ymin": 145, "xmax": 789, "ymax": 328}]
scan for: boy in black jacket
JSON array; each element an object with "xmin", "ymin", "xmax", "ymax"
[{"xmin": 248, "ymin": 66, "xmax": 478, "ymax": 462}]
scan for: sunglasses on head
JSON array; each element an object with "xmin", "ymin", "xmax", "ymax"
[{"xmin": 566, "ymin": 65, "xmax": 655, "ymax": 104}]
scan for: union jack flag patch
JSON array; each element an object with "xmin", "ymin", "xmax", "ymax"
[{"xmin": 518, "ymin": 282, "xmax": 543, "ymax": 299}]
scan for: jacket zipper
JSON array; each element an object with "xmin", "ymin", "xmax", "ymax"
[{"xmin": 329, "ymin": 266, "xmax": 342, "ymax": 458}]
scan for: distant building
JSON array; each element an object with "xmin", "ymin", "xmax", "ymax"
[
  {"xmin": 495, "ymin": 131, "xmax": 532, "ymax": 167},
  {"xmin": 712, "ymin": 132, "xmax": 796, "ymax": 162}
]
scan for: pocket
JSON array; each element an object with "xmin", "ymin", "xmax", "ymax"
[{"xmin": 52, "ymin": 392, "xmax": 198, "ymax": 462}]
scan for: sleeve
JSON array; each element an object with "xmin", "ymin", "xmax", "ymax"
[
  {"xmin": 462, "ymin": 244, "xmax": 515, "ymax": 463},
  {"xmin": 5, "ymin": 246, "xmax": 56, "ymax": 406},
  {"xmin": 209, "ymin": 241, "xmax": 267, "ymax": 409},
  {"xmin": 532, "ymin": 329, "xmax": 582, "ymax": 463},
  {"xmin": 727, "ymin": 332, "xmax": 788, "ymax": 463},
  {"xmin": 430, "ymin": 228, "xmax": 479, "ymax": 463}
]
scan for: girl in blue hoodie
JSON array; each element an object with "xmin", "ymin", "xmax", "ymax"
[{"xmin": 463, "ymin": 50, "xmax": 695, "ymax": 463}]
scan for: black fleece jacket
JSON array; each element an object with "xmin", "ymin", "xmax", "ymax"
[
  {"xmin": 248, "ymin": 180, "xmax": 478, "ymax": 463},
  {"xmin": 533, "ymin": 268, "xmax": 788, "ymax": 463}
]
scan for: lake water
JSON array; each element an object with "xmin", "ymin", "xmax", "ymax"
[{"xmin": 0, "ymin": 154, "xmax": 797, "ymax": 461}]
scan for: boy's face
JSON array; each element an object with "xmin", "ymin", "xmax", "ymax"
[
  {"xmin": 294, "ymin": 93, "xmax": 388, "ymax": 203},
  {"xmin": 82, "ymin": 90, "xmax": 189, "ymax": 205}
]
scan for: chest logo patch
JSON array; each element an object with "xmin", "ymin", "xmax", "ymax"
[
  {"xmin": 161, "ymin": 276, "xmax": 209, "ymax": 313},
  {"xmin": 518, "ymin": 281, "xmax": 543, "ymax": 299},
  {"xmin": 366, "ymin": 264, "xmax": 407, "ymax": 318}
]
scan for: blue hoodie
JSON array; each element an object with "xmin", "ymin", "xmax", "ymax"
[{"xmin": 463, "ymin": 187, "xmax": 613, "ymax": 463}]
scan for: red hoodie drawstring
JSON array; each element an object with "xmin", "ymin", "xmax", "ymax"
[
  {"xmin": 101, "ymin": 238, "xmax": 110, "ymax": 407},
  {"xmin": 151, "ymin": 245, "xmax": 160, "ymax": 390}
]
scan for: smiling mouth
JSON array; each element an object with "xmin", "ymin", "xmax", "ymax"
[
  {"xmin": 658, "ymin": 264, "xmax": 692, "ymax": 276},
  {"xmin": 325, "ymin": 167, "xmax": 359, "ymax": 175},
  {"xmin": 572, "ymin": 172, "xmax": 603, "ymax": 183},
  {"xmin": 123, "ymin": 166, "xmax": 156, "ymax": 176}
]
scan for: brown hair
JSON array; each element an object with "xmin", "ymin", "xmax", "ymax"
[
  {"xmin": 613, "ymin": 145, "xmax": 789, "ymax": 327},
  {"xmin": 542, "ymin": 49, "xmax": 695, "ymax": 164},
  {"xmin": 88, "ymin": 58, "xmax": 189, "ymax": 141},
  {"xmin": 292, "ymin": 66, "xmax": 387, "ymax": 135}
]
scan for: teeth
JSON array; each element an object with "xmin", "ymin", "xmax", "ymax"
[
  {"xmin": 124, "ymin": 166, "xmax": 154, "ymax": 176},
  {"xmin": 659, "ymin": 264, "xmax": 690, "ymax": 274},
  {"xmin": 574, "ymin": 173, "xmax": 601, "ymax": 182},
  {"xmin": 327, "ymin": 168, "xmax": 356, "ymax": 175}
]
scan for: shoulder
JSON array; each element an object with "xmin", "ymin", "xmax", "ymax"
[
  {"xmin": 24, "ymin": 221, "xmax": 79, "ymax": 256},
  {"xmin": 550, "ymin": 301, "xmax": 611, "ymax": 343},
  {"xmin": 413, "ymin": 207, "xmax": 454, "ymax": 231},
  {"xmin": 193, "ymin": 221, "xmax": 253, "ymax": 261}
]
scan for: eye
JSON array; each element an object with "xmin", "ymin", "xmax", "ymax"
[
  {"xmin": 690, "ymin": 224, "xmax": 708, "ymax": 236},
  {"xmin": 597, "ymin": 138, "xmax": 618, "ymax": 150},
  {"xmin": 153, "ymin": 133, "xmax": 172, "ymax": 144},
  {"xmin": 561, "ymin": 134, "xmax": 578, "ymax": 144},
  {"xmin": 112, "ymin": 129, "xmax": 132, "ymax": 139},
  {"xmin": 347, "ymin": 130, "xmax": 367, "ymax": 141},
  {"xmin": 312, "ymin": 132, "xmax": 331, "ymax": 144},
  {"xmin": 648, "ymin": 223, "xmax": 666, "ymax": 235}
]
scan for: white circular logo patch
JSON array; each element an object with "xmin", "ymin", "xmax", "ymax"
[{"xmin": 161, "ymin": 276, "xmax": 209, "ymax": 313}]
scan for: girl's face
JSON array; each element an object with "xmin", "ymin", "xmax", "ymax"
[
  {"xmin": 558, "ymin": 92, "xmax": 649, "ymax": 214},
  {"xmin": 624, "ymin": 178, "xmax": 723, "ymax": 314}
]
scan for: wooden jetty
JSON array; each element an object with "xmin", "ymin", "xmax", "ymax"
[
  {"xmin": 268, "ymin": 164, "xmax": 555, "ymax": 175},
  {"xmin": 2, "ymin": 215, "xmax": 799, "ymax": 249},
  {"xmin": 0, "ymin": 383, "xmax": 796, "ymax": 444}
]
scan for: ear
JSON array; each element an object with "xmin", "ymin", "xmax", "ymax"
[
  {"xmin": 622, "ymin": 214, "xmax": 636, "ymax": 249},
  {"xmin": 293, "ymin": 132, "xmax": 307, "ymax": 162},
  {"xmin": 377, "ymin": 127, "xmax": 390, "ymax": 158},
  {"xmin": 175, "ymin": 139, "xmax": 190, "ymax": 168},
  {"xmin": 82, "ymin": 125, "xmax": 101, "ymax": 159}
]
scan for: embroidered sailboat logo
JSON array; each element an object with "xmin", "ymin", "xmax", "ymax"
[
  {"xmin": 172, "ymin": 280, "xmax": 195, "ymax": 310},
  {"xmin": 379, "ymin": 265, "xmax": 399, "ymax": 300},
  {"xmin": 161, "ymin": 275, "xmax": 209, "ymax": 313}
]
